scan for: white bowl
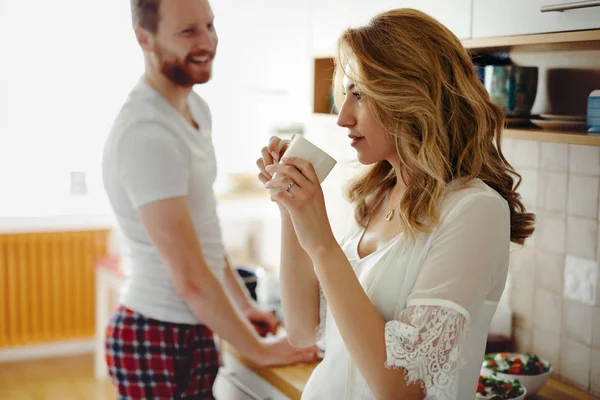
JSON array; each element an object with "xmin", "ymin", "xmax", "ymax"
[
  {"xmin": 476, "ymin": 388, "xmax": 527, "ymax": 400},
  {"xmin": 514, "ymin": 389, "xmax": 527, "ymax": 400},
  {"xmin": 481, "ymin": 353, "xmax": 552, "ymax": 395}
]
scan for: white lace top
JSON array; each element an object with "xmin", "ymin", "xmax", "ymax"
[{"xmin": 301, "ymin": 179, "xmax": 511, "ymax": 400}]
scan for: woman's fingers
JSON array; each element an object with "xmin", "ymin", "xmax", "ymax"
[
  {"xmin": 265, "ymin": 163, "xmax": 311, "ymax": 189},
  {"xmin": 258, "ymin": 148, "xmax": 274, "ymax": 179},
  {"xmin": 281, "ymin": 157, "xmax": 319, "ymax": 184}
]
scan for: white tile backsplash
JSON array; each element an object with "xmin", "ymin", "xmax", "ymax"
[
  {"xmin": 509, "ymin": 248, "xmax": 536, "ymax": 288},
  {"xmin": 597, "ymin": 266, "xmax": 600, "ymax": 307},
  {"xmin": 536, "ymin": 212, "xmax": 566, "ymax": 254},
  {"xmin": 513, "ymin": 325, "xmax": 533, "ymax": 353},
  {"xmin": 501, "ymin": 139, "xmax": 516, "ymax": 165},
  {"xmin": 562, "ymin": 299, "xmax": 594, "ymax": 346},
  {"xmin": 591, "ymin": 349, "xmax": 600, "ymax": 395},
  {"xmin": 566, "ymin": 217, "xmax": 598, "ymax": 261},
  {"xmin": 518, "ymin": 168, "xmax": 539, "ymax": 207},
  {"xmin": 510, "ymin": 284, "xmax": 535, "ymax": 329},
  {"xmin": 564, "ymin": 256, "xmax": 599, "ymax": 306},
  {"xmin": 534, "ymin": 289, "xmax": 562, "ymax": 334},
  {"xmin": 539, "ymin": 171, "xmax": 568, "ymax": 212},
  {"xmin": 569, "ymin": 145, "xmax": 600, "ymax": 176},
  {"xmin": 598, "ymin": 222, "xmax": 600, "ymax": 262},
  {"xmin": 567, "ymin": 175, "xmax": 600, "ymax": 219},
  {"xmin": 593, "ymin": 309, "xmax": 600, "ymax": 350},
  {"xmin": 506, "ymin": 139, "xmax": 600, "ymax": 389},
  {"xmin": 541, "ymin": 142, "xmax": 569, "ymax": 172},
  {"xmin": 561, "ymin": 338, "xmax": 592, "ymax": 389},
  {"xmin": 513, "ymin": 140, "xmax": 540, "ymax": 169},
  {"xmin": 536, "ymin": 251, "xmax": 564, "ymax": 295},
  {"xmin": 533, "ymin": 328, "xmax": 561, "ymax": 373}
]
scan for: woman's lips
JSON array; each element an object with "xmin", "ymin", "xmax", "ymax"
[{"xmin": 349, "ymin": 135, "xmax": 365, "ymax": 147}]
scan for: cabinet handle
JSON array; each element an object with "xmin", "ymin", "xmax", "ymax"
[{"xmin": 541, "ymin": 0, "xmax": 600, "ymax": 12}]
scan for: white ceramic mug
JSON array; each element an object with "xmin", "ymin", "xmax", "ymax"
[{"xmin": 276, "ymin": 135, "xmax": 337, "ymax": 183}]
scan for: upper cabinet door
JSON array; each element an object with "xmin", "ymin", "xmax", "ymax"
[
  {"xmin": 310, "ymin": 0, "xmax": 473, "ymax": 56},
  {"xmin": 388, "ymin": 0, "xmax": 473, "ymax": 40},
  {"xmin": 473, "ymin": 0, "xmax": 600, "ymax": 38}
]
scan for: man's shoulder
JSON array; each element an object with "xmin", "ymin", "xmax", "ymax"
[
  {"xmin": 190, "ymin": 89, "xmax": 210, "ymax": 109},
  {"xmin": 123, "ymin": 89, "xmax": 173, "ymax": 123},
  {"xmin": 109, "ymin": 93, "xmax": 174, "ymax": 138},
  {"xmin": 189, "ymin": 90, "xmax": 211, "ymax": 121}
]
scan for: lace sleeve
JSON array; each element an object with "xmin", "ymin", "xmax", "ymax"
[
  {"xmin": 315, "ymin": 285, "xmax": 327, "ymax": 350},
  {"xmin": 384, "ymin": 303, "xmax": 469, "ymax": 400}
]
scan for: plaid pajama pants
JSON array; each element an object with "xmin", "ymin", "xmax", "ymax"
[{"xmin": 105, "ymin": 305, "xmax": 221, "ymax": 399}]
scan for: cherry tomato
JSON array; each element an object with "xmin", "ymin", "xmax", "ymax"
[{"xmin": 508, "ymin": 366, "xmax": 521, "ymax": 374}]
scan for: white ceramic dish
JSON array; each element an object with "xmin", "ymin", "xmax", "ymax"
[
  {"xmin": 505, "ymin": 116, "xmax": 532, "ymax": 127},
  {"xmin": 531, "ymin": 119, "xmax": 587, "ymax": 131},
  {"xmin": 539, "ymin": 113, "xmax": 587, "ymax": 121}
]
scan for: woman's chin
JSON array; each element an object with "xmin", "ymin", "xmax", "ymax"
[{"xmin": 355, "ymin": 151, "xmax": 380, "ymax": 166}]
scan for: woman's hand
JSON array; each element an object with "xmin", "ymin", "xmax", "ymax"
[
  {"xmin": 256, "ymin": 136, "xmax": 290, "ymax": 213},
  {"xmin": 263, "ymin": 157, "xmax": 337, "ymax": 258},
  {"xmin": 256, "ymin": 136, "xmax": 290, "ymax": 183}
]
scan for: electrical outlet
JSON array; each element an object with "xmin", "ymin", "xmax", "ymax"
[{"xmin": 70, "ymin": 171, "xmax": 87, "ymax": 195}]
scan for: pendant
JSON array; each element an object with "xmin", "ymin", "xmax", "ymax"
[{"xmin": 385, "ymin": 209, "xmax": 394, "ymax": 221}]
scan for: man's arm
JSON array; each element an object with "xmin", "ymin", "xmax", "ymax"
[
  {"xmin": 223, "ymin": 257, "xmax": 279, "ymax": 336},
  {"xmin": 138, "ymin": 197, "xmax": 268, "ymax": 359},
  {"xmin": 222, "ymin": 256, "xmax": 254, "ymax": 312}
]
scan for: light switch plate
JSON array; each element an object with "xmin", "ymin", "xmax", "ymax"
[
  {"xmin": 70, "ymin": 171, "xmax": 87, "ymax": 195},
  {"xmin": 564, "ymin": 255, "xmax": 598, "ymax": 306}
]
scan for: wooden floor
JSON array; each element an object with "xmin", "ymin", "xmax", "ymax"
[{"xmin": 0, "ymin": 354, "xmax": 117, "ymax": 400}]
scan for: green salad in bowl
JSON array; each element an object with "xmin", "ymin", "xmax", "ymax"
[
  {"xmin": 476, "ymin": 374, "xmax": 526, "ymax": 399},
  {"xmin": 483, "ymin": 353, "xmax": 551, "ymax": 375},
  {"xmin": 481, "ymin": 352, "xmax": 552, "ymax": 395}
]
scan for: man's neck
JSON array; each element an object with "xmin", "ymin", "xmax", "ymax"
[{"xmin": 144, "ymin": 69, "xmax": 193, "ymax": 116}]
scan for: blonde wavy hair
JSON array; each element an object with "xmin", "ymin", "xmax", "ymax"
[{"xmin": 334, "ymin": 8, "xmax": 535, "ymax": 245}]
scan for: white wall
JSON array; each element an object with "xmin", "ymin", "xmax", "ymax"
[
  {"xmin": 0, "ymin": 1, "xmax": 312, "ymax": 218},
  {"xmin": 199, "ymin": 0, "xmax": 312, "ymax": 193},
  {"xmin": 0, "ymin": 1, "xmax": 143, "ymax": 217}
]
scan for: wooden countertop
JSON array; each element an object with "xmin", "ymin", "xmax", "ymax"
[
  {"xmin": 534, "ymin": 379, "xmax": 600, "ymax": 400},
  {"xmin": 224, "ymin": 343, "xmax": 598, "ymax": 400},
  {"xmin": 223, "ymin": 342, "xmax": 317, "ymax": 399}
]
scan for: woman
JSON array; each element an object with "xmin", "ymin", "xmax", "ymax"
[{"xmin": 256, "ymin": 9, "xmax": 534, "ymax": 400}]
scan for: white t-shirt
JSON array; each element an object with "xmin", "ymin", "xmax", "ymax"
[
  {"xmin": 302, "ymin": 179, "xmax": 511, "ymax": 400},
  {"xmin": 102, "ymin": 79, "xmax": 225, "ymax": 324}
]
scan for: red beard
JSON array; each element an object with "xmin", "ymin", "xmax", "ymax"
[{"xmin": 155, "ymin": 44, "xmax": 215, "ymax": 87}]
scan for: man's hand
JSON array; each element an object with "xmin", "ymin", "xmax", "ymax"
[
  {"xmin": 243, "ymin": 306, "xmax": 279, "ymax": 337},
  {"xmin": 255, "ymin": 336, "xmax": 321, "ymax": 367}
]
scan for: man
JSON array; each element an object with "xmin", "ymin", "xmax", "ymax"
[{"xmin": 102, "ymin": 0, "xmax": 318, "ymax": 398}]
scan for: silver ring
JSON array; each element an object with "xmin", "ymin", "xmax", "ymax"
[{"xmin": 285, "ymin": 182, "xmax": 295, "ymax": 192}]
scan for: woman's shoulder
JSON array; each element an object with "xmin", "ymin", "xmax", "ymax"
[{"xmin": 440, "ymin": 178, "xmax": 510, "ymax": 220}]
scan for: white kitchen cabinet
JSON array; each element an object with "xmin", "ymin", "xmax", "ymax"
[
  {"xmin": 472, "ymin": 0, "xmax": 600, "ymax": 38},
  {"xmin": 383, "ymin": 0, "xmax": 473, "ymax": 40},
  {"xmin": 310, "ymin": 0, "xmax": 473, "ymax": 56}
]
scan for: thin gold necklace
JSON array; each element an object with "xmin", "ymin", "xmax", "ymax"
[{"xmin": 384, "ymin": 189, "xmax": 399, "ymax": 222}]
